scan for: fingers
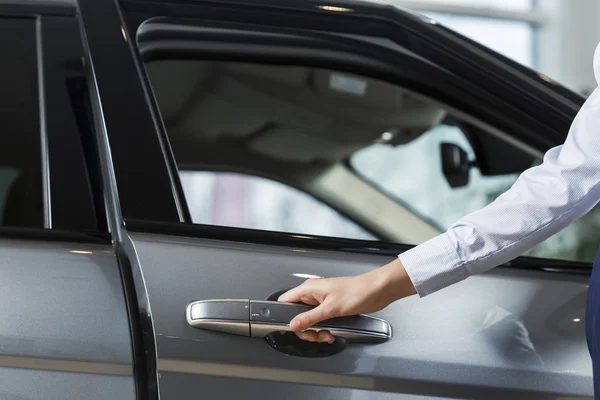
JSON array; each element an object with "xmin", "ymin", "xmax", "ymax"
[
  {"xmin": 289, "ymin": 304, "xmax": 331, "ymax": 332},
  {"xmin": 295, "ymin": 330, "xmax": 335, "ymax": 344},
  {"xmin": 281, "ymin": 330, "xmax": 335, "ymax": 343},
  {"xmin": 278, "ymin": 285, "xmax": 305, "ymax": 304},
  {"xmin": 295, "ymin": 331, "xmax": 317, "ymax": 341},
  {"xmin": 317, "ymin": 330, "xmax": 335, "ymax": 344}
]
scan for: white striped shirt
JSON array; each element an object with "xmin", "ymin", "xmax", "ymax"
[{"xmin": 399, "ymin": 42, "xmax": 600, "ymax": 297}]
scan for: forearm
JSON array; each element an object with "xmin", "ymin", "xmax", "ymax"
[{"xmin": 399, "ymin": 88, "xmax": 600, "ymax": 297}]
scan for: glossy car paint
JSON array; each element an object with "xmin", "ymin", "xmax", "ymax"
[
  {"xmin": 128, "ymin": 232, "xmax": 591, "ymax": 398},
  {"xmin": 72, "ymin": 0, "xmax": 595, "ymax": 398},
  {"xmin": 0, "ymin": 237, "xmax": 135, "ymax": 400},
  {"xmin": 0, "ymin": 2, "xmax": 135, "ymax": 400}
]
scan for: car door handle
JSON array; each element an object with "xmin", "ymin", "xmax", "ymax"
[{"xmin": 186, "ymin": 299, "xmax": 391, "ymax": 343}]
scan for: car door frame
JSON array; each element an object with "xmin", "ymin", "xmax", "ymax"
[
  {"xmin": 77, "ymin": 0, "xmax": 586, "ymax": 227},
  {"xmin": 0, "ymin": 3, "xmax": 138, "ymax": 400},
  {"xmin": 75, "ymin": 1, "xmax": 593, "ymax": 399},
  {"xmin": 75, "ymin": 0, "xmax": 592, "ymax": 268}
]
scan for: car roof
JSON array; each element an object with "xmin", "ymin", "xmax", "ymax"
[{"xmin": 13, "ymin": 0, "xmax": 584, "ymax": 122}]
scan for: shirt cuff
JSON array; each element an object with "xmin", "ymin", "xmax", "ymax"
[{"xmin": 397, "ymin": 234, "xmax": 468, "ymax": 297}]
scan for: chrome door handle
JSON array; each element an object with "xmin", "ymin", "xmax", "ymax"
[{"xmin": 186, "ymin": 299, "xmax": 391, "ymax": 343}]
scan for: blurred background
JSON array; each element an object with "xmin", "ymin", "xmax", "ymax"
[{"xmin": 393, "ymin": 0, "xmax": 600, "ymax": 95}]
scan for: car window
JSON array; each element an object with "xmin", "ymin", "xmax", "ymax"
[
  {"xmin": 145, "ymin": 60, "xmax": 453, "ymax": 241},
  {"xmin": 0, "ymin": 19, "xmax": 44, "ymax": 227},
  {"xmin": 180, "ymin": 171, "xmax": 376, "ymax": 240},
  {"xmin": 350, "ymin": 124, "xmax": 600, "ymax": 263},
  {"xmin": 0, "ymin": 17, "xmax": 100, "ymax": 231},
  {"xmin": 144, "ymin": 59, "xmax": 597, "ymax": 263},
  {"xmin": 350, "ymin": 124, "xmax": 521, "ymax": 230}
]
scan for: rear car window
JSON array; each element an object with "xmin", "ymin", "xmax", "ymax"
[
  {"xmin": 0, "ymin": 17, "xmax": 99, "ymax": 232},
  {"xmin": 0, "ymin": 19, "xmax": 44, "ymax": 227}
]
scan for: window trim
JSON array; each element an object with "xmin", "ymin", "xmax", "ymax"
[
  {"xmin": 0, "ymin": 225, "xmax": 110, "ymax": 244},
  {"xmin": 36, "ymin": 16, "xmax": 52, "ymax": 229},
  {"xmin": 125, "ymin": 218, "xmax": 593, "ymax": 276},
  {"xmin": 0, "ymin": 1, "xmax": 75, "ymax": 18}
]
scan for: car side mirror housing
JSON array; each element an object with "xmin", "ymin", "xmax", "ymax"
[{"xmin": 441, "ymin": 142, "xmax": 473, "ymax": 188}]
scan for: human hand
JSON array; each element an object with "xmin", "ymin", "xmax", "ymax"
[{"xmin": 278, "ymin": 258, "xmax": 416, "ymax": 343}]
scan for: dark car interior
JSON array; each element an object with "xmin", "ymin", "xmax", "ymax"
[
  {"xmin": 143, "ymin": 59, "xmax": 538, "ymax": 240},
  {"xmin": 147, "ymin": 61, "xmax": 445, "ymax": 168},
  {"xmin": 147, "ymin": 59, "xmax": 535, "ymax": 178}
]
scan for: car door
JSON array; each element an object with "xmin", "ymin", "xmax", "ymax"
[
  {"xmin": 0, "ymin": 3, "xmax": 135, "ymax": 400},
  {"xmin": 77, "ymin": 0, "xmax": 593, "ymax": 398}
]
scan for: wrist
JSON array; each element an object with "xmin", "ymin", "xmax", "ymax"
[{"xmin": 371, "ymin": 258, "xmax": 417, "ymax": 303}]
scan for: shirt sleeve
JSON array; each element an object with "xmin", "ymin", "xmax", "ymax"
[{"xmin": 399, "ymin": 43, "xmax": 600, "ymax": 297}]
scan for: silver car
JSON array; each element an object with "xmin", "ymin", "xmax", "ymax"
[{"xmin": 0, "ymin": 0, "xmax": 592, "ymax": 398}]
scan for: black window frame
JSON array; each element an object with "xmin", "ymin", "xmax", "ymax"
[
  {"xmin": 43, "ymin": 14, "xmax": 108, "ymax": 233},
  {"xmin": 0, "ymin": 3, "xmax": 107, "ymax": 236}
]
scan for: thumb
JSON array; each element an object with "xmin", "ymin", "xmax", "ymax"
[{"xmin": 290, "ymin": 304, "xmax": 332, "ymax": 332}]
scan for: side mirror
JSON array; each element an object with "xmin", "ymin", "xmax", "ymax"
[{"xmin": 441, "ymin": 142, "xmax": 473, "ymax": 188}]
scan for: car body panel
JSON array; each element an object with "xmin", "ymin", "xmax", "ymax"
[
  {"xmin": 0, "ymin": 237, "xmax": 135, "ymax": 399},
  {"xmin": 129, "ymin": 232, "xmax": 592, "ymax": 398},
  {"xmin": 0, "ymin": 4, "xmax": 136, "ymax": 400},
  {"xmin": 0, "ymin": 369, "xmax": 133, "ymax": 400},
  {"xmin": 71, "ymin": 0, "xmax": 595, "ymax": 398}
]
